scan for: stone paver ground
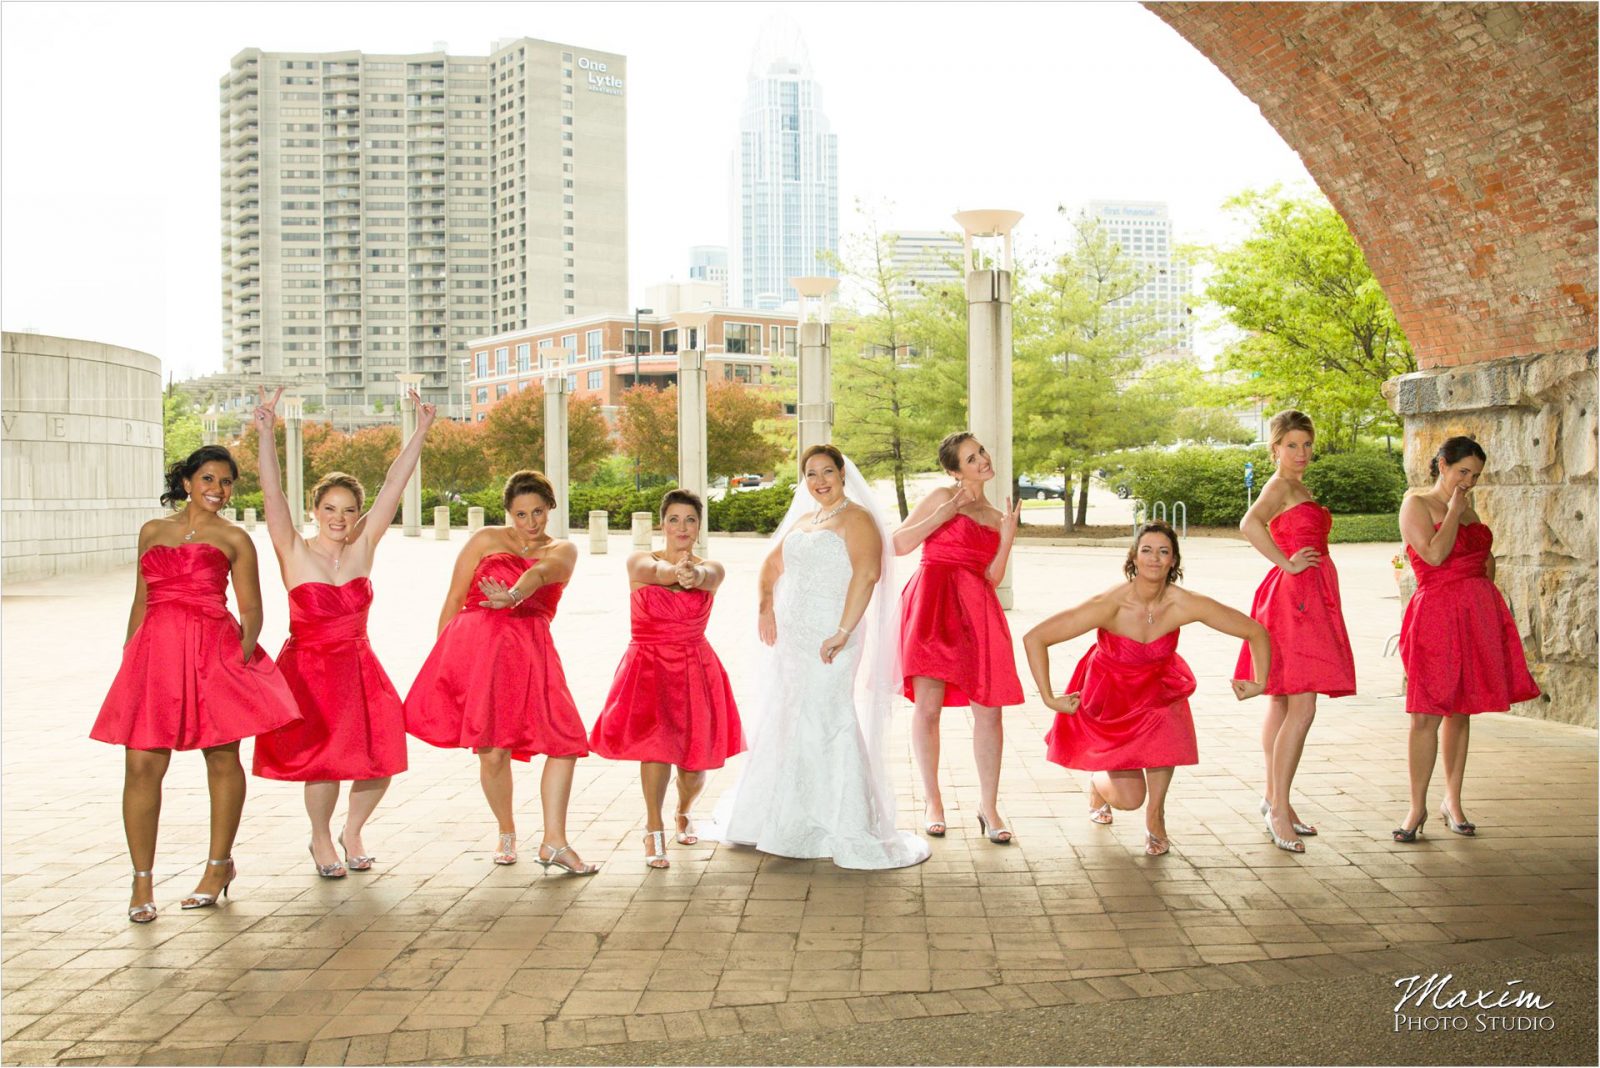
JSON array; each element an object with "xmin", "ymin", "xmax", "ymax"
[{"xmin": 3, "ymin": 528, "xmax": 1595, "ymax": 1065}]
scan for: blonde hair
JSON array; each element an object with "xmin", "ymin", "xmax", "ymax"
[
  {"xmin": 1267, "ymin": 410, "xmax": 1315, "ymax": 454},
  {"xmin": 311, "ymin": 471, "xmax": 365, "ymax": 511}
]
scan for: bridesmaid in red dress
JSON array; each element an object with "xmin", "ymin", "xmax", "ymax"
[
  {"xmin": 892, "ymin": 432, "xmax": 1023, "ymax": 843},
  {"xmin": 1393, "ymin": 437, "xmax": 1540, "ymax": 842},
  {"xmin": 1023, "ymin": 522, "xmax": 1269, "ymax": 856},
  {"xmin": 248, "ymin": 387, "xmax": 435, "ymax": 877},
  {"xmin": 92, "ymin": 446, "xmax": 301, "ymax": 922},
  {"xmin": 1236, "ymin": 410, "xmax": 1356, "ymax": 853},
  {"xmin": 405, "ymin": 469, "xmax": 598, "ymax": 876},
  {"xmin": 589, "ymin": 489, "xmax": 743, "ymax": 868}
]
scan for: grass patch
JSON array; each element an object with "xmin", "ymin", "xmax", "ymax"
[{"xmin": 1328, "ymin": 513, "xmax": 1400, "ymax": 543}]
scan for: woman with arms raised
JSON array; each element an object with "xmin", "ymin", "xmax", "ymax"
[
  {"xmin": 250, "ymin": 386, "xmax": 435, "ymax": 877},
  {"xmin": 589, "ymin": 489, "xmax": 743, "ymax": 868},
  {"xmin": 92, "ymin": 445, "xmax": 301, "ymax": 921},
  {"xmin": 1024, "ymin": 522, "xmax": 1269, "ymax": 856},
  {"xmin": 893, "ymin": 431, "xmax": 1023, "ymax": 843},
  {"xmin": 405, "ymin": 469, "xmax": 598, "ymax": 876}
]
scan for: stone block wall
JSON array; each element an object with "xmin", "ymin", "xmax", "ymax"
[
  {"xmin": 1387, "ymin": 349, "xmax": 1598, "ymax": 726},
  {"xmin": 2, "ymin": 333, "xmax": 165, "ymax": 583}
]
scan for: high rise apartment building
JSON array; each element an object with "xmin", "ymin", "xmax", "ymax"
[
  {"xmin": 885, "ymin": 231, "xmax": 963, "ymax": 301},
  {"xmin": 1084, "ymin": 200, "xmax": 1193, "ymax": 358},
  {"xmin": 220, "ymin": 38, "xmax": 627, "ymax": 418},
  {"xmin": 687, "ymin": 245, "xmax": 729, "ymax": 306},
  {"xmin": 728, "ymin": 35, "xmax": 838, "ymax": 310}
]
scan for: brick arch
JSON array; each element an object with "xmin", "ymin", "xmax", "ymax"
[{"xmin": 1146, "ymin": 1, "xmax": 1597, "ymax": 369}]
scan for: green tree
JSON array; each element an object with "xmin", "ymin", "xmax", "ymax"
[
  {"xmin": 1013, "ymin": 213, "xmax": 1168, "ymax": 528},
  {"xmin": 422, "ymin": 417, "xmax": 489, "ymax": 498},
  {"xmin": 479, "ymin": 387, "xmax": 612, "ymax": 483},
  {"xmin": 615, "ymin": 385, "xmax": 678, "ymax": 483},
  {"xmin": 163, "ymin": 385, "xmax": 203, "ymax": 467},
  {"xmin": 1205, "ymin": 187, "xmax": 1416, "ymax": 449},
  {"xmin": 827, "ymin": 212, "xmax": 967, "ymax": 518}
]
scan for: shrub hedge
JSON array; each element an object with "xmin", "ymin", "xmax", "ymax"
[
  {"xmin": 1121, "ymin": 445, "xmax": 1407, "ymax": 527},
  {"xmin": 707, "ymin": 481, "xmax": 797, "ymax": 533},
  {"xmin": 1303, "ymin": 451, "xmax": 1406, "ymax": 515},
  {"xmin": 1328, "ymin": 512, "xmax": 1401, "ymax": 543}
]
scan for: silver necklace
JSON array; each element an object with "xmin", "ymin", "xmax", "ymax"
[
  {"xmin": 1138, "ymin": 589, "xmax": 1165, "ymax": 624},
  {"xmin": 813, "ymin": 498, "xmax": 850, "ymax": 526}
]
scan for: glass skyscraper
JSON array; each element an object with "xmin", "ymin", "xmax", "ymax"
[{"xmin": 728, "ymin": 36, "xmax": 838, "ymax": 309}]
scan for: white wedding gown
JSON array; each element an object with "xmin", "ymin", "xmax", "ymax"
[{"xmin": 719, "ymin": 527, "xmax": 929, "ymax": 870}]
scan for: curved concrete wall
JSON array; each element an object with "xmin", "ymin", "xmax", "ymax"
[{"xmin": 2, "ymin": 332, "xmax": 164, "ymax": 583}]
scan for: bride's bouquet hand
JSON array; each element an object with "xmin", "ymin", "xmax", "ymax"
[
  {"xmin": 819, "ymin": 629, "xmax": 849, "ymax": 665},
  {"xmin": 758, "ymin": 607, "xmax": 777, "ymax": 646}
]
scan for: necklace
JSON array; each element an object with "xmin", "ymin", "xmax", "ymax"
[
  {"xmin": 518, "ymin": 538, "xmax": 539, "ymax": 556},
  {"xmin": 312, "ymin": 537, "xmax": 346, "ymax": 572},
  {"xmin": 1136, "ymin": 588, "xmax": 1165, "ymax": 625},
  {"xmin": 813, "ymin": 498, "xmax": 850, "ymax": 526}
]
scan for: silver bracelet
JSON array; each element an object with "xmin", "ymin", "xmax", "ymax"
[{"xmin": 507, "ymin": 585, "xmax": 525, "ymax": 605}]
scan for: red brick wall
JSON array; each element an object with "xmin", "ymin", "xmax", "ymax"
[{"xmin": 1147, "ymin": 2, "xmax": 1597, "ymax": 368}]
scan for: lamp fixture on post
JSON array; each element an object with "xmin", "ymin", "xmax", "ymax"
[{"xmin": 632, "ymin": 306, "xmax": 654, "ymax": 491}]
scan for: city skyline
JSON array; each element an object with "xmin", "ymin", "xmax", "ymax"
[{"xmin": 1, "ymin": 2, "xmax": 1317, "ymax": 378}]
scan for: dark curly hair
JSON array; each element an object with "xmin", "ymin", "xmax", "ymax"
[
  {"xmin": 1430, "ymin": 436, "xmax": 1487, "ymax": 480},
  {"xmin": 1123, "ymin": 521, "xmax": 1183, "ymax": 585},
  {"xmin": 161, "ymin": 445, "xmax": 239, "ymax": 508}
]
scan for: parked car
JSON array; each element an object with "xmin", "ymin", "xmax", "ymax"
[
  {"xmin": 1015, "ymin": 475, "xmax": 1066, "ymax": 500},
  {"xmin": 730, "ymin": 473, "xmax": 765, "ymax": 489}
]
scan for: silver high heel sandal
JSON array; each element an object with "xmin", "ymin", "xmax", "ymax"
[
  {"xmin": 1259, "ymin": 797, "xmax": 1317, "ymax": 836},
  {"xmin": 977, "ymin": 813, "xmax": 1014, "ymax": 844},
  {"xmin": 181, "ymin": 857, "xmax": 236, "ymax": 909},
  {"xmin": 1089, "ymin": 803, "xmax": 1113, "ymax": 825},
  {"xmin": 537, "ymin": 843, "xmax": 599, "ymax": 876},
  {"xmin": 643, "ymin": 830, "xmax": 670, "ymax": 870},
  {"xmin": 128, "ymin": 870, "xmax": 157, "ymax": 924},
  {"xmin": 1263, "ymin": 807, "xmax": 1305, "ymax": 854},
  {"xmin": 338, "ymin": 829, "xmax": 375, "ymax": 871},
  {"xmin": 309, "ymin": 842, "xmax": 346, "ymax": 879},
  {"xmin": 674, "ymin": 812, "xmax": 700, "ymax": 846},
  {"xmin": 493, "ymin": 833, "xmax": 517, "ymax": 865},
  {"xmin": 1439, "ymin": 804, "xmax": 1476, "ymax": 836}
]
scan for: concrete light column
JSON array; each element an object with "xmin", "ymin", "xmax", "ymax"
[
  {"xmin": 397, "ymin": 373, "xmax": 424, "ymax": 537},
  {"xmin": 954, "ymin": 209, "xmax": 1024, "ymax": 610},
  {"xmin": 282, "ymin": 394, "xmax": 306, "ymax": 532},
  {"xmin": 201, "ymin": 407, "xmax": 219, "ymax": 446},
  {"xmin": 791, "ymin": 276, "xmax": 840, "ymax": 471},
  {"xmin": 543, "ymin": 374, "xmax": 570, "ymax": 538},
  {"xmin": 674, "ymin": 309, "xmax": 712, "ymax": 553}
]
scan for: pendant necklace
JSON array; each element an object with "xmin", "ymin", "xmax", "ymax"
[
  {"xmin": 1138, "ymin": 589, "xmax": 1164, "ymax": 625},
  {"xmin": 814, "ymin": 498, "xmax": 850, "ymax": 526}
]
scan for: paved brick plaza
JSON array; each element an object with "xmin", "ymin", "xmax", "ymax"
[{"xmin": 3, "ymin": 528, "xmax": 1595, "ymax": 1065}]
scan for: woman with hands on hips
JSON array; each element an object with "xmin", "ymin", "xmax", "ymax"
[
  {"xmin": 893, "ymin": 431, "xmax": 1024, "ymax": 844},
  {"xmin": 1023, "ymin": 522, "xmax": 1269, "ymax": 857}
]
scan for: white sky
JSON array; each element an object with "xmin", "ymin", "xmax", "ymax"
[{"xmin": 1, "ymin": 0, "xmax": 1316, "ymax": 379}]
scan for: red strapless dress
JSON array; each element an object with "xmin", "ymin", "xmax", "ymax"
[
  {"xmin": 91, "ymin": 543, "xmax": 300, "ymax": 751},
  {"xmin": 403, "ymin": 553, "xmax": 587, "ymax": 760},
  {"xmin": 253, "ymin": 578, "xmax": 408, "ymax": 781},
  {"xmin": 588, "ymin": 585, "xmax": 744, "ymax": 770},
  {"xmin": 1235, "ymin": 501, "xmax": 1356, "ymax": 697},
  {"xmin": 1400, "ymin": 523, "xmax": 1540, "ymax": 715},
  {"xmin": 899, "ymin": 514, "xmax": 1024, "ymax": 708},
  {"xmin": 1045, "ymin": 629, "xmax": 1198, "ymax": 770}
]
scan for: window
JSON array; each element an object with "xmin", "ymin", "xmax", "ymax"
[
  {"xmin": 624, "ymin": 328, "xmax": 651, "ymax": 355},
  {"xmin": 783, "ymin": 326, "xmax": 798, "ymax": 359},
  {"xmin": 475, "ymin": 387, "xmax": 488, "ymax": 403},
  {"xmin": 661, "ymin": 328, "xmax": 678, "ymax": 354},
  {"xmin": 495, "ymin": 347, "xmax": 508, "ymax": 374},
  {"xmin": 474, "ymin": 352, "xmax": 488, "ymax": 377},
  {"xmin": 566, "ymin": 374, "xmax": 577, "ymax": 391},
  {"xmin": 725, "ymin": 322, "xmax": 758, "ymax": 355},
  {"xmin": 586, "ymin": 370, "xmax": 602, "ymax": 390},
  {"xmin": 516, "ymin": 343, "xmax": 530, "ymax": 372},
  {"xmin": 768, "ymin": 324, "xmax": 782, "ymax": 352},
  {"xmin": 496, "ymin": 383, "xmax": 509, "ymax": 399},
  {"xmin": 585, "ymin": 329, "xmax": 602, "ymax": 357},
  {"xmin": 561, "ymin": 333, "xmax": 577, "ymax": 356}
]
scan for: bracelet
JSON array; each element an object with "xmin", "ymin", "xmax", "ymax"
[
  {"xmin": 836, "ymin": 625, "xmax": 853, "ymax": 637},
  {"xmin": 507, "ymin": 585, "xmax": 525, "ymax": 605}
]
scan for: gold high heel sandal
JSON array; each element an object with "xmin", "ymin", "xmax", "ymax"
[
  {"xmin": 643, "ymin": 830, "xmax": 670, "ymax": 870},
  {"xmin": 128, "ymin": 870, "xmax": 157, "ymax": 924},
  {"xmin": 181, "ymin": 857, "xmax": 236, "ymax": 909}
]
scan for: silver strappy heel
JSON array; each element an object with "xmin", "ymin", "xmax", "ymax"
[
  {"xmin": 1260, "ymin": 797, "xmax": 1317, "ymax": 836},
  {"xmin": 181, "ymin": 857, "xmax": 236, "ymax": 909},
  {"xmin": 643, "ymin": 830, "xmax": 670, "ymax": 870},
  {"xmin": 128, "ymin": 870, "xmax": 157, "ymax": 924},
  {"xmin": 338, "ymin": 829, "xmax": 375, "ymax": 871},
  {"xmin": 537, "ymin": 843, "xmax": 599, "ymax": 876}
]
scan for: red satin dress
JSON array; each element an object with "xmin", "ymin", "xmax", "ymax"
[
  {"xmin": 588, "ymin": 585, "xmax": 744, "ymax": 769},
  {"xmin": 91, "ymin": 543, "xmax": 300, "ymax": 751},
  {"xmin": 1045, "ymin": 629, "xmax": 1198, "ymax": 770},
  {"xmin": 1235, "ymin": 501, "xmax": 1356, "ymax": 697},
  {"xmin": 404, "ymin": 552, "xmax": 587, "ymax": 761},
  {"xmin": 899, "ymin": 514, "xmax": 1024, "ymax": 707},
  {"xmin": 253, "ymin": 578, "xmax": 408, "ymax": 781},
  {"xmin": 1401, "ymin": 523, "xmax": 1540, "ymax": 715}
]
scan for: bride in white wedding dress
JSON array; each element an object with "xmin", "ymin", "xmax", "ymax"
[{"xmin": 713, "ymin": 445, "xmax": 929, "ymax": 870}]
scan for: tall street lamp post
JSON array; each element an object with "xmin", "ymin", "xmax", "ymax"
[{"xmin": 632, "ymin": 306, "xmax": 653, "ymax": 489}]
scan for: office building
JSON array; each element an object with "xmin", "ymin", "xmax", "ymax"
[
  {"xmin": 687, "ymin": 245, "xmax": 729, "ymax": 306},
  {"xmin": 728, "ymin": 31, "xmax": 838, "ymax": 309},
  {"xmin": 465, "ymin": 308, "xmax": 795, "ymax": 422},
  {"xmin": 886, "ymin": 230, "xmax": 963, "ymax": 300},
  {"xmin": 219, "ymin": 38, "xmax": 627, "ymax": 420},
  {"xmin": 1084, "ymin": 200, "xmax": 1193, "ymax": 357}
]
